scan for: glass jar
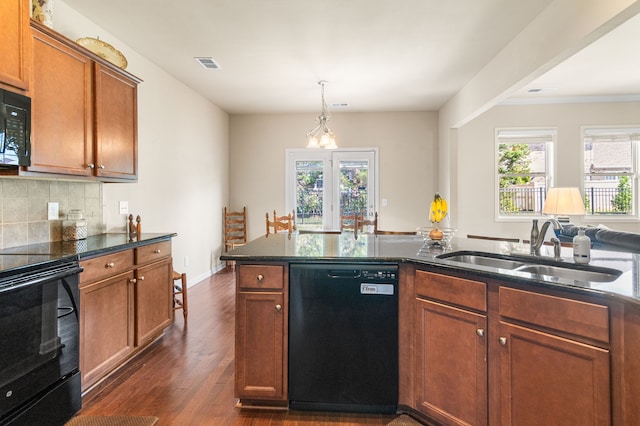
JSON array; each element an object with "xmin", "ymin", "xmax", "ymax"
[{"xmin": 62, "ymin": 209, "xmax": 87, "ymax": 241}]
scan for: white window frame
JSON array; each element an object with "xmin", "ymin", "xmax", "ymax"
[
  {"xmin": 581, "ymin": 126, "xmax": 639, "ymax": 220},
  {"xmin": 495, "ymin": 128, "xmax": 556, "ymax": 221}
]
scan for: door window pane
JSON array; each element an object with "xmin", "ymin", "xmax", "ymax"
[
  {"xmin": 339, "ymin": 160, "xmax": 369, "ymax": 216},
  {"xmin": 295, "ymin": 160, "xmax": 324, "ymax": 231}
]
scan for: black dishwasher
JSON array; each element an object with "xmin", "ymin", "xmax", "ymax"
[{"xmin": 289, "ymin": 263, "xmax": 398, "ymax": 414}]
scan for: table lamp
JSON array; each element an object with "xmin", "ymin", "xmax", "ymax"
[{"xmin": 542, "ymin": 187, "xmax": 586, "ymax": 223}]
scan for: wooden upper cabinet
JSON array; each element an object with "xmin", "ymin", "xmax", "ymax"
[
  {"xmin": 0, "ymin": 0, "xmax": 30, "ymax": 90},
  {"xmin": 94, "ymin": 63, "xmax": 138, "ymax": 180},
  {"xmin": 26, "ymin": 21, "xmax": 139, "ymax": 181},
  {"xmin": 29, "ymin": 25, "xmax": 93, "ymax": 176}
]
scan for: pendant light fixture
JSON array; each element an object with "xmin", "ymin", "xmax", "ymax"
[{"xmin": 306, "ymin": 80, "xmax": 337, "ymax": 149}]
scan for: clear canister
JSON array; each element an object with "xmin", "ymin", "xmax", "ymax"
[{"xmin": 62, "ymin": 209, "xmax": 87, "ymax": 241}]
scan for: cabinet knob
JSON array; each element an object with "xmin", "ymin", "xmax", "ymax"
[
  {"xmin": 87, "ymin": 163, "xmax": 95, "ymax": 169},
  {"xmin": 106, "ymin": 262, "xmax": 115, "ymax": 268},
  {"xmin": 275, "ymin": 304, "xmax": 282, "ymax": 311},
  {"xmin": 154, "ymin": 249, "xmax": 161, "ymax": 254},
  {"xmin": 98, "ymin": 164, "xmax": 105, "ymax": 169},
  {"xmin": 257, "ymin": 274, "xmax": 264, "ymax": 281},
  {"xmin": 129, "ymin": 278, "xmax": 137, "ymax": 284},
  {"xmin": 476, "ymin": 328, "xmax": 485, "ymax": 337},
  {"xmin": 139, "ymin": 276, "xmax": 145, "ymax": 281},
  {"xmin": 499, "ymin": 337, "xmax": 508, "ymax": 346}
]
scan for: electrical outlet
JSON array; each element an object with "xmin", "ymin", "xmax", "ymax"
[
  {"xmin": 47, "ymin": 202, "xmax": 59, "ymax": 220},
  {"xmin": 119, "ymin": 201, "xmax": 129, "ymax": 215}
]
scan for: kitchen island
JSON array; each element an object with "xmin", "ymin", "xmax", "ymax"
[{"xmin": 222, "ymin": 233, "xmax": 640, "ymax": 426}]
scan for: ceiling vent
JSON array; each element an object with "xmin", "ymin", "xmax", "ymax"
[{"xmin": 194, "ymin": 57, "xmax": 221, "ymax": 69}]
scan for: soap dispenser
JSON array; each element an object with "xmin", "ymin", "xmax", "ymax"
[{"xmin": 573, "ymin": 227, "xmax": 591, "ymax": 264}]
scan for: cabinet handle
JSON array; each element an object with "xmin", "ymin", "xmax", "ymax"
[
  {"xmin": 105, "ymin": 262, "xmax": 115, "ymax": 268},
  {"xmin": 154, "ymin": 249, "xmax": 161, "ymax": 254},
  {"xmin": 129, "ymin": 278, "xmax": 137, "ymax": 284},
  {"xmin": 139, "ymin": 276, "xmax": 145, "ymax": 281},
  {"xmin": 257, "ymin": 274, "xmax": 264, "ymax": 281},
  {"xmin": 275, "ymin": 304, "xmax": 282, "ymax": 311},
  {"xmin": 87, "ymin": 163, "xmax": 95, "ymax": 169},
  {"xmin": 499, "ymin": 337, "xmax": 508, "ymax": 346},
  {"xmin": 98, "ymin": 164, "xmax": 105, "ymax": 169},
  {"xmin": 476, "ymin": 328, "xmax": 485, "ymax": 337}
]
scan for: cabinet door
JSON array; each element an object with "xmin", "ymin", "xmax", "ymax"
[
  {"xmin": 94, "ymin": 63, "xmax": 138, "ymax": 180},
  {"xmin": 415, "ymin": 298, "xmax": 488, "ymax": 426},
  {"xmin": 235, "ymin": 291, "xmax": 285, "ymax": 400},
  {"xmin": 499, "ymin": 322, "xmax": 610, "ymax": 425},
  {"xmin": 80, "ymin": 271, "xmax": 135, "ymax": 391},
  {"xmin": 0, "ymin": 0, "xmax": 29, "ymax": 90},
  {"xmin": 29, "ymin": 27, "xmax": 94, "ymax": 176},
  {"xmin": 135, "ymin": 258, "xmax": 173, "ymax": 346}
]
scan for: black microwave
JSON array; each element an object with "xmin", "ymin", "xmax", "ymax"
[{"xmin": 0, "ymin": 88, "xmax": 31, "ymax": 166}]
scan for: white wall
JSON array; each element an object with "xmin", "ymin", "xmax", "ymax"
[
  {"xmin": 457, "ymin": 101, "xmax": 640, "ymax": 240},
  {"xmin": 56, "ymin": 2, "xmax": 229, "ymax": 284},
  {"xmin": 229, "ymin": 112, "xmax": 438, "ymax": 241}
]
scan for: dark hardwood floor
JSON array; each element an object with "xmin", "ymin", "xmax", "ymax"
[{"xmin": 77, "ymin": 269, "xmax": 401, "ymax": 425}]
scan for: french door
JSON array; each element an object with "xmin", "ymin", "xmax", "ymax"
[{"xmin": 286, "ymin": 149, "xmax": 377, "ymax": 231}]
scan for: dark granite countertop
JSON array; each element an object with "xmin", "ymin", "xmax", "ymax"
[
  {"xmin": 0, "ymin": 233, "xmax": 177, "ymax": 265},
  {"xmin": 221, "ymin": 233, "xmax": 640, "ymax": 304}
]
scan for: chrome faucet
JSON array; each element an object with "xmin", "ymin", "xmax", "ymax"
[{"xmin": 530, "ymin": 219, "xmax": 563, "ymax": 259}]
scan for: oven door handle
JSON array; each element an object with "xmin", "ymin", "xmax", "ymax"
[{"xmin": 0, "ymin": 265, "xmax": 83, "ymax": 294}]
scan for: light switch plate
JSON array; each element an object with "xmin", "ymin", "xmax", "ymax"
[
  {"xmin": 47, "ymin": 202, "xmax": 59, "ymax": 220},
  {"xmin": 119, "ymin": 201, "xmax": 129, "ymax": 215}
]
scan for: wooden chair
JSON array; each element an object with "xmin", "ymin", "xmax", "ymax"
[
  {"xmin": 224, "ymin": 207, "xmax": 247, "ymax": 250},
  {"xmin": 172, "ymin": 270, "xmax": 188, "ymax": 321},
  {"xmin": 467, "ymin": 234, "xmax": 520, "ymax": 243},
  {"xmin": 360, "ymin": 212, "xmax": 378, "ymax": 234},
  {"xmin": 340, "ymin": 211, "xmax": 362, "ymax": 236},
  {"xmin": 224, "ymin": 207, "xmax": 247, "ymax": 270},
  {"xmin": 266, "ymin": 210, "xmax": 295, "ymax": 237}
]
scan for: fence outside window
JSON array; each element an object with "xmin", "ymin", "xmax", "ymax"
[{"xmin": 499, "ymin": 186, "xmax": 633, "ymax": 216}]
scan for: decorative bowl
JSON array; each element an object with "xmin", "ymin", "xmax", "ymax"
[{"xmin": 417, "ymin": 226, "xmax": 457, "ymax": 247}]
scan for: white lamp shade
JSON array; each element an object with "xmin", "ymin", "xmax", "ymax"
[{"xmin": 542, "ymin": 187, "xmax": 586, "ymax": 216}]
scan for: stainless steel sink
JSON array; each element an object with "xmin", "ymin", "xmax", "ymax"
[
  {"xmin": 513, "ymin": 264, "xmax": 622, "ymax": 283},
  {"xmin": 436, "ymin": 251, "xmax": 622, "ymax": 283},
  {"xmin": 436, "ymin": 253, "xmax": 526, "ymax": 270}
]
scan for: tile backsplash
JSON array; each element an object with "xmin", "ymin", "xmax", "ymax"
[{"xmin": 0, "ymin": 178, "xmax": 104, "ymax": 249}]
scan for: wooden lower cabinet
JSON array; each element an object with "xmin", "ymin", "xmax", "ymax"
[
  {"xmin": 135, "ymin": 258, "xmax": 173, "ymax": 346},
  {"xmin": 234, "ymin": 263, "xmax": 287, "ymax": 405},
  {"xmin": 415, "ymin": 298, "xmax": 488, "ymax": 425},
  {"xmin": 414, "ymin": 270, "xmax": 488, "ymax": 425},
  {"xmin": 498, "ymin": 322, "xmax": 610, "ymax": 425},
  {"xmin": 79, "ymin": 241, "xmax": 173, "ymax": 391},
  {"xmin": 80, "ymin": 271, "xmax": 135, "ymax": 389},
  {"xmin": 410, "ymin": 269, "xmax": 613, "ymax": 426}
]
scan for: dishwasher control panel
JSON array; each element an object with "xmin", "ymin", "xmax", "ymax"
[{"xmin": 360, "ymin": 269, "xmax": 397, "ymax": 281}]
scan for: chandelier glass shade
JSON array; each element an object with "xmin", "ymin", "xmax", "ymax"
[{"xmin": 306, "ymin": 81, "xmax": 337, "ymax": 149}]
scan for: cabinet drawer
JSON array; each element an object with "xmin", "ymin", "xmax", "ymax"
[
  {"xmin": 80, "ymin": 250, "xmax": 134, "ymax": 285},
  {"xmin": 136, "ymin": 241, "xmax": 171, "ymax": 265},
  {"xmin": 238, "ymin": 265, "xmax": 284, "ymax": 290},
  {"xmin": 499, "ymin": 286, "xmax": 609, "ymax": 343},
  {"xmin": 416, "ymin": 270, "xmax": 486, "ymax": 312}
]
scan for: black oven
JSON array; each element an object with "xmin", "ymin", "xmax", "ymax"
[{"xmin": 0, "ymin": 257, "xmax": 82, "ymax": 425}]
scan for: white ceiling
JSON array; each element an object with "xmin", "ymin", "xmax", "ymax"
[{"xmin": 61, "ymin": 0, "xmax": 639, "ymax": 114}]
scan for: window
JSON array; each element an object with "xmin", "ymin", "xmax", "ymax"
[
  {"xmin": 286, "ymin": 149, "xmax": 377, "ymax": 230},
  {"xmin": 496, "ymin": 129, "xmax": 555, "ymax": 217},
  {"xmin": 583, "ymin": 127, "xmax": 639, "ymax": 216}
]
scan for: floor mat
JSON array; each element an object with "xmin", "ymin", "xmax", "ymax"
[
  {"xmin": 65, "ymin": 416, "xmax": 159, "ymax": 426},
  {"xmin": 386, "ymin": 414, "xmax": 425, "ymax": 425}
]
